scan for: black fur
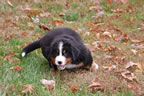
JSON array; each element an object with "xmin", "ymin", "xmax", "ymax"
[{"xmin": 22, "ymin": 28, "xmax": 93, "ymax": 70}]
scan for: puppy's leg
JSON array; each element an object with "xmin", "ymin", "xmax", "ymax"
[
  {"xmin": 84, "ymin": 50, "xmax": 93, "ymax": 66},
  {"xmin": 65, "ymin": 63, "xmax": 84, "ymax": 69}
]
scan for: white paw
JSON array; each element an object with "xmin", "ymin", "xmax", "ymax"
[
  {"xmin": 90, "ymin": 62, "xmax": 99, "ymax": 72},
  {"xmin": 22, "ymin": 52, "xmax": 26, "ymax": 57}
]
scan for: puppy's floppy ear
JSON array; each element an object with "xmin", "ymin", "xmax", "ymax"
[
  {"xmin": 44, "ymin": 46, "xmax": 52, "ymax": 59},
  {"xmin": 71, "ymin": 45, "xmax": 80, "ymax": 61}
]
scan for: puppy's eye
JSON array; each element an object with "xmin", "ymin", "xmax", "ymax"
[{"xmin": 63, "ymin": 50, "xmax": 66, "ymax": 54}]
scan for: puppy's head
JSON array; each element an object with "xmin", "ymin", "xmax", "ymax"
[{"xmin": 49, "ymin": 40, "xmax": 80, "ymax": 70}]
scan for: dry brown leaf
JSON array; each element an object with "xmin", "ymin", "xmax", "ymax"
[
  {"xmin": 92, "ymin": 11, "xmax": 105, "ymax": 18},
  {"xmin": 3, "ymin": 56, "xmax": 20, "ymax": 64},
  {"xmin": 125, "ymin": 61, "xmax": 143, "ymax": 72},
  {"xmin": 121, "ymin": 71, "xmax": 136, "ymax": 81},
  {"xmin": 21, "ymin": 84, "xmax": 34, "ymax": 94},
  {"xmin": 116, "ymin": 33, "xmax": 129, "ymax": 43},
  {"xmin": 111, "ymin": 8, "xmax": 123, "ymax": 13},
  {"xmin": 40, "ymin": 12, "xmax": 50, "ymax": 17},
  {"xmin": 9, "ymin": 51, "xmax": 16, "ymax": 56},
  {"xmin": 103, "ymin": 64, "xmax": 116, "ymax": 72},
  {"xmin": 39, "ymin": 24, "xmax": 51, "ymax": 31},
  {"xmin": 105, "ymin": 45, "xmax": 117, "ymax": 52},
  {"xmin": 31, "ymin": 16, "xmax": 39, "ymax": 23},
  {"xmin": 10, "ymin": 65, "xmax": 22, "ymax": 71},
  {"xmin": 65, "ymin": 2, "xmax": 70, "ymax": 8},
  {"xmin": 107, "ymin": 0, "xmax": 111, "ymax": 5},
  {"xmin": 40, "ymin": 79, "xmax": 55, "ymax": 90},
  {"xmin": 131, "ymin": 44, "xmax": 144, "ymax": 49},
  {"xmin": 70, "ymin": 85, "xmax": 81, "ymax": 92},
  {"xmin": 103, "ymin": 31, "xmax": 111, "ymax": 38},
  {"xmin": 7, "ymin": 0, "xmax": 13, "ymax": 7},
  {"xmin": 21, "ymin": 32, "xmax": 27, "ymax": 37},
  {"xmin": 120, "ymin": 0, "xmax": 128, "ymax": 4},
  {"xmin": 92, "ymin": 41, "xmax": 103, "ymax": 50},
  {"xmin": 88, "ymin": 81, "xmax": 104, "ymax": 93},
  {"xmin": 112, "ymin": 33, "xmax": 118, "ymax": 40},
  {"xmin": 88, "ymin": 22, "xmax": 95, "ymax": 27},
  {"xmin": 24, "ymin": 8, "xmax": 38, "ymax": 15},
  {"xmin": 52, "ymin": 20, "xmax": 64, "ymax": 24},
  {"xmin": 131, "ymin": 40, "xmax": 144, "ymax": 43},
  {"xmin": 5, "ymin": 18, "xmax": 11, "ymax": 22},
  {"xmin": 59, "ymin": 13, "xmax": 65, "ymax": 17},
  {"xmin": 131, "ymin": 49, "xmax": 138, "ymax": 55},
  {"xmin": 89, "ymin": 5, "xmax": 103, "ymax": 11}
]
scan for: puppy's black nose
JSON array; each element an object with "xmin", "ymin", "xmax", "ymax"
[{"xmin": 58, "ymin": 61, "xmax": 62, "ymax": 65}]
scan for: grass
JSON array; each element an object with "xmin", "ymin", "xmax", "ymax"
[{"xmin": 0, "ymin": 0, "xmax": 144, "ymax": 95}]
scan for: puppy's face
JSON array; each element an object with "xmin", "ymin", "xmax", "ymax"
[{"xmin": 50, "ymin": 41, "xmax": 73, "ymax": 70}]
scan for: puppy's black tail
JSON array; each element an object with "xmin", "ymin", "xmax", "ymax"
[{"xmin": 22, "ymin": 40, "xmax": 40, "ymax": 57}]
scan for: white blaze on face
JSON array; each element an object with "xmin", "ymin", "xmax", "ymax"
[{"xmin": 55, "ymin": 42, "xmax": 66, "ymax": 70}]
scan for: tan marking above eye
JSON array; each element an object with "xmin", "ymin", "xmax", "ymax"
[{"xmin": 63, "ymin": 50, "xmax": 66, "ymax": 54}]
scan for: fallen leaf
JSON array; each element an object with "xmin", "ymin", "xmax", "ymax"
[
  {"xmin": 88, "ymin": 22, "xmax": 95, "ymax": 27},
  {"xmin": 40, "ymin": 12, "xmax": 50, "ymax": 17},
  {"xmin": 131, "ymin": 49, "xmax": 138, "ymax": 55},
  {"xmin": 103, "ymin": 64, "xmax": 116, "ymax": 72},
  {"xmin": 120, "ymin": 51, "xmax": 125, "ymax": 56},
  {"xmin": 59, "ymin": 13, "xmax": 65, "ymax": 17},
  {"xmin": 111, "ymin": 8, "xmax": 123, "ymax": 13},
  {"xmin": 105, "ymin": 45, "xmax": 117, "ymax": 52},
  {"xmin": 9, "ymin": 51, "xmax": 16, "ymax": 56},
  {"xmin": 121, "ymin": 71, "xmax": 136, "ymax": 81},
  {"xmin": 120, "ymin": 0, "xmax": 128, "ymax": 4},
  {"xmin": 125, "ymin": 61, "xmax": 143, "ymax": 72},
  {"xmin": 131, "ymin": 44, "xmax": 144, "ymax": 49},
  {"xmin": 131, "ymin": 40, "xmax": 144, "ymax": 44},
  {"xmin": 70, "ymin": 85, "xmax": 81, "ymax": 92},
  {"xmin": 40, "ymin": 79, "xmax": 55, "ymax": 90},
  {"xmin": 21, "ymin": 32, "xmax": 27, "ymax": 37},
  {"xmin": 52, "ymin": 20, "xmax": 64, "ymax": 24},
  {"xmin": 89, "ymin": 5, "xmax": 103, "ymax": 11},
  {"xmin": 21, "ymin": 84, "xmax": 34, "ymax": 94},
  {"xmin": 107, "ymin": 0, "xmax": 111, "ymax": 5},
  {"xmin": 39, "ymin": 24, "xmax": 51, "ymax": 31},
  {"xmin": 93, "ymin": 11, "xmax": 105, "ymax": 18},
  {"xmin": 31, "ymin": 16, "xmax": 39, "ymax": 23},
  {"xmin": 24, "ymin": 8, "xmax": 31, "ymax": 13},
  {"xmin": 103, "ymin": 31, "xmax": 111, "ymax": 38},
  {"xmin": 65, "ymin": 2, "xmax": 70, "ymax": 8},
  {"xmin": 88, "ymin": 81, "xmax": 103, "ymax": 93},
  {"xmin": 10, "ymin": 65, "xmax": 22, "ymax": 71},
  {"xmin": 5, "ymin": 18, "xmax": 11, "ymax": 22},
  {"xmin": 92, "ymin": 41, "xmax": 103, "ymax": 50},
  {"xmin": 116, "ymin": 33, "xmax": 129, "ymax": 43},
  {"xmin": 24, "ymin": 8, "xmax": 38, "ymax": 15},
  {"xmin": 7, "ymin": 0, "xmax": 13, "ymax": 7}
]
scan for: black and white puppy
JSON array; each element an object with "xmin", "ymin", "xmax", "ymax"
[{"xmin": 22, "ymin": 28, "xmax": 93, "ymax": 70}]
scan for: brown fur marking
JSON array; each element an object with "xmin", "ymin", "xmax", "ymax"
[{"xmin": 66, "ymin": 58, "xmax": 72, "ymax": 64}]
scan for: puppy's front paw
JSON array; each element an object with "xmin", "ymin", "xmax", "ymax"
[{"xmin": 90, "ymin": 62, "xmax": 99, "ymax": 72}]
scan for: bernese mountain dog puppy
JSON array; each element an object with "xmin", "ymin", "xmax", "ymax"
[{"xmin": 22, "ymin": 28, "xmax": 93, "ymax": 70}]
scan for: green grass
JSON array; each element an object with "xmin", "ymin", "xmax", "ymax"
[{"xmin": 0, "ymin": 0, "xmax": 144, "ymax": 95}]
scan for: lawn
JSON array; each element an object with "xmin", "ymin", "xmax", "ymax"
[{"xmin": 0, "ymin": 0, "xmax": 144, "ymax": 96}]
